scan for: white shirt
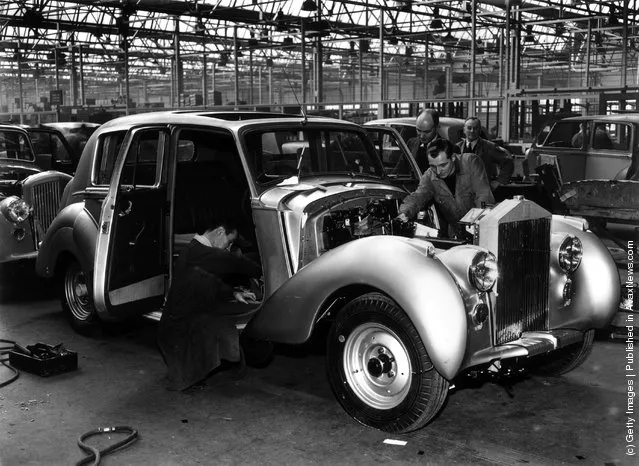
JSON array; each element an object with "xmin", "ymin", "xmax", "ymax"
[{"xmin": 193, "ymin": 233, "xmax": 212, "ymax": 247}]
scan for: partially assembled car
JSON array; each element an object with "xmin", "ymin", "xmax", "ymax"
[
  {"xmin": 36, "ymin": 111, "xmax": 619, "ymax": 433},
  {"xmin": 527, "ymin": 114, "xmax": 639, "ymax": 183},
  {"xmin": 0, "ymin": 124, "xmax": 71, "ymax": 264}
]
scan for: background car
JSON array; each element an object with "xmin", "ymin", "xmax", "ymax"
[
  {"xmin": 27, "ymin": 122, "xmax": 100, "ymax": 176},
  {"xmin": 0, "ymin": 124, "xmax": 71, "ymax": 264},
  {"xmin": 36, "ymin": 110, "xmax": 619, "ymax": 434},
  {"xmin": 527, "ymin": 114, "xmax": 638, "ymax": 183},
  {"xmin": 364, "ymin": 116, "xmax": 481, "ymax": 145}
]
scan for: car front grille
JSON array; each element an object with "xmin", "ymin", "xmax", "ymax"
[
  {"xmin": 495, "ymin": 218, "xmax": 551, "ymax": 345},
  {"xmin": 22, "ymin": 176, "xmax": 67, "ymax": 248}
]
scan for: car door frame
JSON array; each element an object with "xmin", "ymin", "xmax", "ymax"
[
  {"xmin": 93, "ymin": 125, "xmax": 170, "ymax": 319},
  {"xmin": 364, "ymin": 125, "xmax": 421, "ymax": 189}
]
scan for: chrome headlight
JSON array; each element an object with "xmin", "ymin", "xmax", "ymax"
[
  {"xmin": 469, "ymin": 251, "xmax": 498, "ymax": 292},
  {"xmin": 558, "ymin": 235, "xmax": 583, "ymax": 273},
  {"xmin": 0, "ymin": 196, "xmax": 32, "ymax": 223}
]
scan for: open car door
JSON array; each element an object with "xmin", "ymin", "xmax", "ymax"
[{"xmin": 94, "ymin": 127, "xmax": 170, "ymax": 320}]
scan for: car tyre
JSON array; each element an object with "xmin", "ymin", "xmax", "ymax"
[
  {"xmin": 61, "ymin": 259, "xmax": 99, "ymax": 335},
  {"xmin": 532, "ymin": 329, "xmax": 595, "ymax": 376},
  {"xmin": 326, "ymin": 292, "xmax": 449, "ymax": 433}
]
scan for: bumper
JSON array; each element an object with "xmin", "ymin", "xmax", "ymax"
[{"xmin": 469, "ymin": 329, "xmax": 585, "ymax": 367}]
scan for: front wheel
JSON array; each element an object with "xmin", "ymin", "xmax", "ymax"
[
  {"xmin": 60, "ymin": 259, "xmax": 99, "ymax": 334},
  {"xmin": 326, "ymin": 292, "xmax": 449, "ymax": 433}
]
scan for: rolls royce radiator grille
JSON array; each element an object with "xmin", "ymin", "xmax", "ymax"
[{"xmin": 495, "ymin": 218, "xmax": 551, "ymax": 345}]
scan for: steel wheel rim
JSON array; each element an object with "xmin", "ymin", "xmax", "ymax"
[
  {"xmin": 342, "ymin": 322, "xmax": 412, "ymax": 410},
  {"xmin": 65, "ymin": 266, "xmax": 92, "ymax": 321}
]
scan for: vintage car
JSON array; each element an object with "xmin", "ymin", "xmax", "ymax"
[
  {"xmin": 0, "ymin": 124, "xmax": 71, "ymax": 264},
  {"xmin": 36, "ymin": 111, "xmax": 619, "ymax": 433},
  {"xmin": 527, "ymin": 114, "xmax": 639, "ymax": 183},
  {"xmin": 27, "ymin": 122, "xmax": 101, "ymax": 175}
]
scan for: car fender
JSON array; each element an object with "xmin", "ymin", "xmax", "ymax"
[
  {"xmin": 35, "ymin": 201, "xmax": 98, "ymax": 280},
  {"xmin": 550, "ymin": 216, "xmax": 620, "ymax": 328},
  {"xmin": 245, "ymin": 235, "xmax": 468, "ymax": 380}
]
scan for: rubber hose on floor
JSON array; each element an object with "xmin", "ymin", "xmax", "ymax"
[
  {"xmin": 0, "ymin": 338, "xmax": 20, "ymax": 387},
  {"xmin": 76, "ymin": 426, "xmax": 139, "ymax": 466}
]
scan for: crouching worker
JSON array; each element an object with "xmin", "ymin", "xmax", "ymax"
[{"xmin": 158, "ymin": 219, "xmax": 262, "ymax": 391}]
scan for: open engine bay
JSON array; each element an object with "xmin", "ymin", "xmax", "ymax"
[{"xmin": 318, "ymin": 196, "xmax": 414, "ymax": 252}]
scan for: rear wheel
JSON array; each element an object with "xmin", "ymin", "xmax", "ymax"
[
  {"xmin": 60, "ymin": 259, "xmax": 98, "ymax": 334},
  {"xmin": 532, "ymin": 329, "xmax": 595, "ymax": 376},
  {"xmin": 326, "ymin": 292, "xmax": 449, "ymax": 433}
]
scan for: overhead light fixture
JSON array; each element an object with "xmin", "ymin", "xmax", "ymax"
[
  {"xmin": 301, "ymin": 0, "xmax": 318, "ymax": 12},
  {"xmin": 266, "ymin": 58, "xmax": 273, "ymax": 67},
  {"xmin": 555, "ymin": 22, "xmax": 566, "ymax": 36},
  {"xmin": 349, "ymin": 41, "xmax": 357, "ymax": 57},
  {"xmin": 398, "ymin": 0, "xmax": 412, "ymax": 13},
  {"xmin": 325, "ymin": 57, "xmax": 333, "ymax": 65},
  {"xmin": 462, "ymin": 2, "xmax": 472, "ymax": 23},
  {"xmin": 443, "ymin": 31, "xmax": 456, "ymax": 43},
  {"xmin": 282, "ymin": 36, "xmax": 294, "ymax": 46},
  {"xmin": 405, "ymin": 46, "xmax": 413, "ymax": 57},
  {"xmin": 608, "ymin": 5, "xmax": 619, "ymax": 27},
  {"xmin": 388, "ymin": 36, "xmax": 398, "ymax": 45},
  {"xmin": 360, "ymin": 39, "xmax": 370, "ymax": 53},
  {"xmin": 524, "ymin": 25, "xmax": 536, "ymax": 43},
  {"xmin": 430, "ymin": 7, "xmax": 443, "ymax": 29}
]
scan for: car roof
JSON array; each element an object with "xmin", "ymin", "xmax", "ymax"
[
  {"xmin": 0, "ymin": 124, "xmax": 30, "ymax": 134},
  {"xmin": 365, "ymin": 116, "xmax": 467, "ymax": 126},
  {"xmin": 560, "ymin": 114, "xmax": 639, "ymax": 123},
  {"xmin": 43, "ymin": 122, "xmax": 101, "ymax": 129},
  {"xmin": 97, "ymin": 110, "xmax": 350, "ymax": 132}
]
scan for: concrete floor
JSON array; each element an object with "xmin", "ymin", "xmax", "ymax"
[{"xmin": 0, "ymin": 265, "xmax": 636, "ymax": 466}]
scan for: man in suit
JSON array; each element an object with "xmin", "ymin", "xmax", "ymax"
[
  {"xmin": 457, "ymin": 117, "xmax": 514, "ymax": 191},
  {"xmin": 397, "ymin": 138, "xmax": 494, "ymax": 239}
]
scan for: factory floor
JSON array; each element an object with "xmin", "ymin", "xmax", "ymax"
[{"xmin": 0, "ymin": 265, "xmax": 635, "ymax": 466}]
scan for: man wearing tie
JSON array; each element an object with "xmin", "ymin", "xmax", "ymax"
[{"xmin": 457, "ymin": 117, "xmax": 514, "ymax": 191}]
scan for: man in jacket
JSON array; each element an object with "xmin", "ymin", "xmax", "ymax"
[
  {"xmin": 158, "ymin": 219, "xmax": 262, "ymax": 391},
  {"xmin": 457, "ymin": 116, "xmax": 514, "ymax": 191},
  {"xmin": 397, "ymin": 138, "xmax": 494, "ymax": 239}
]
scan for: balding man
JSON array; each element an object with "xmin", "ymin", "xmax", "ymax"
[{"xmin": 410, "ymin": 108, "xmax": 447, "ymax": 172}]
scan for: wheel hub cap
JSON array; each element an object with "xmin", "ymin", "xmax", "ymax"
[{"xmin": 342, "ymin": 323, "xmax": 412, "ymax": 410}]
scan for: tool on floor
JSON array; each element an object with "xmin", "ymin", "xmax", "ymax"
[
  {"xmin": 8, "ymin": 341, "xmax": 78, "ymax": 377},
  {"xmin": 76, "ymin": 426, "xmax": 139, "ymax": 466}
]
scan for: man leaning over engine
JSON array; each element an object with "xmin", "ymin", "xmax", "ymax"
[{"xmin": 396, "ymin": 138, "xmax": 494, "ymax": 239}]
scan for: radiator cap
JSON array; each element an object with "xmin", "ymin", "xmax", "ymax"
[{"xmin": 513, "ymin": 195, "xmax": 525, "ymax": 201}]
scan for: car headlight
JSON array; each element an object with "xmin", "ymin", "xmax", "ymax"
[
  {"xmin": 469, "ymin": 251, "xmax": 498, "ymax": 292},
  {"xmin": 0, "ymin": 196, "xmax": 32, "ymax": 223},
  {"xmin": 558, "ymin": 235, "xmax": 583, "ymax": 273}
]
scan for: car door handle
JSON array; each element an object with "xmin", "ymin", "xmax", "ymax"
[{"xmin": 119, "ymin": 200, "xmax": 133, "ymax": 217}]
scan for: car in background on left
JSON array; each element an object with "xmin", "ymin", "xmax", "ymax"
[
  {"xmin": 0, "ymin": 124, "xmax": 71, "ymax": 264},
  {"xmin": 27, "ymin": 122, "xmax": 100, "ymax": 176}
]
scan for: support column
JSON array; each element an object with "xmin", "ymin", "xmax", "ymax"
[
  {"xmin": 378, "ymin": 7, "xmax": 385, "ymax": 119},
  {"xmin": 174, "ymin": 17, "xmax": 183, "ymax": 107},
  {"xmin": 469, "ymin": 0, "xmax": 477, "ymax": 117},
  {"xmin": 202, "ymin": 50, "xmax": 207, "ymax": 107},
  {"xmin": 79, "ymin": 45, "xmax": 85, "ymax": 107},
  {"xmin": 233, "ymin": 26, "xmax": 240, "ymax": 108},
  {"xmin": 16, "ymin": 46, "xmax": 24, "ymax": 124},
  {"xmin": 301, "ymin": 20, "xmax": 307, "ymax": 105}
]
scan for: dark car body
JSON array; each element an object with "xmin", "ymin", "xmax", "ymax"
[
  {"xmin": 27, "ymin": 122, "xmax": 100, "ymax": 175},
  {"xmin": 0, "ymin": 124, "xmax": 71, "ymax": 263}
]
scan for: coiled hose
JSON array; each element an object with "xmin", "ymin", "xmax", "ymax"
[
  {"xmin": 0, "ymin": 338, "xmax": 19, "ymax": 388},
  {"xmin": 76, "ymin": 426, "xmax": 139, "ymax": 466}
]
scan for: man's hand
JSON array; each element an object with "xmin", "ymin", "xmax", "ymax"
[
  {"xmin": 490, "ymin": 180, "xmax": 501, "ymax": 191},
  {"xmin": 396, "ymin": 212, "xmax": 410, "ymax": 223},
  {"xmin": 233, "ymin": 290, "xmax": 257, "ymax": 304}
]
